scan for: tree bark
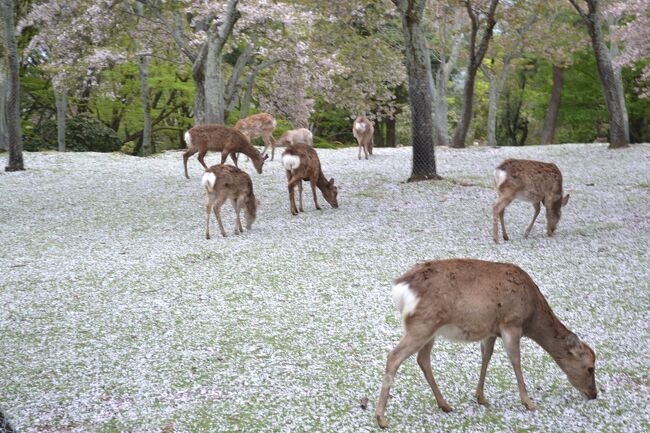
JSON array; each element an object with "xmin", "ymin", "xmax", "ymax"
[
  {"xmin": 0, "ymin": 48, "xmax": 7, "ymax": 151},
  {"xmin": 138, "ymin": 55, "xmax": 152, "ymax": 155},
  {"xmin": 450, "ymin": 0, "xmax": 499, "ymax": 148},
  {"xmin": 393, "ymin": 0, "xmax": 439, "ymax": 181},
  {"xmin": 2, "ymin": 0, "xmax": 24, "ymax": 171},
  {"xmin": 374, "ymin": 119, "xmax": 385, "ymax": 148},
  {"xmin": 606, "ymin": 14, "xmax": 629, "ymax": 142},
  {"xmin": 225, "ymin": 38, "xmax": 256, "ymax": 113},
  {"xmin": 55, "ymin": 89, "xmax": 67, "ymax": 152},
  {"xmin": 568, "ymin": 0, "xmax": 628, "ymax": 148},
  {"xmin": 386, "ymin": 116, "xmax": 396, "ymax": 147},
  {"xmin": 540, "ymin": 65, "xmax": 564, "ymax": 144},
  {"xmin": 481, "ymin": 58, "xmax": 511, "ymax": 148}
]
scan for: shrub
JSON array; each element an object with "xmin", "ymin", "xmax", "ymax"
[{"xmin": 22, "ymin": 113, "xmax": 121, "ymax": 152}]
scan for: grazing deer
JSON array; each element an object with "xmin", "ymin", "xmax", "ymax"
[
  {"xmin": 183, "ymin": 125, "xmax": 268, "ymax": 179},
  {"xmin": 281, "ymin": 143, "xmax": 338, "ymax": 215},
  {"xmin": 201, "ymin": 164, "xmax": 259, "ymax": 239},
  {"xmin": 353, "ymin": 116, "xmax": 374, "ymax": 160},
  {"xmin": 493, "ymin": 159, "xmax": 570, "ymax": 243},
  {"xmin": 277, "ymin": 128, "xmax": 313, "ymax": 149},
  {"xmin": 234, "ymin": 113, "xmax": 277, "ymax": 160},
  {"xmin": 376, "ymin": 258, "xmax": 597, "ymax": 429}
]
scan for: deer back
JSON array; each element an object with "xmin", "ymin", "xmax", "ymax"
[{"xmin": 188, "ymin": 124, "xmax": 249, "ymax": 154}]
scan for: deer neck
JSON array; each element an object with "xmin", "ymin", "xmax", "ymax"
[
  {"xmin": 240, "ymin": 142, "xmax": 261, "ymax": 162},
  {"xmin": 527, "ymin": 300, "xmax": 572, "ymax": 360},
  {"xmin": 315, "ymin": 171, "xmax": 330, "ymax": 192}
]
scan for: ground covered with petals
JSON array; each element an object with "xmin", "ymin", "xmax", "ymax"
[{"xmin": 1, "ymin": 143, "xmax": 648, "ymax": 432}]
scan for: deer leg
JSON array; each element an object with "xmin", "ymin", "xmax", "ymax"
[
  {"xmin": 232, "ymin": 198, "xmax": 243, "ymax": 235},
  {"xmin": 363, "ymin": 143, "xmax": 369, "ymax": 160},
  {"xmin": 310, "ymin": 177, "xmax": 321, "ymax": 210},
  {"xmin": 220, "ymin": 151, "xmax": 228, "ymax": 165},
  {"xmin": 288, "ymin": 176, "xmax": 301, "ymax": 216},
  {"xmin": 298, "ymin": 180, "xmax": 304, "ymax": 212},
  {"xmin": 230, "ymin": 152, "xmax": 239, "ymax": 167},
  {"xmin": 416, "ymin": 339, "xmax": 453, "ymax": 412},
  {"xmin": 524, "ymin": 202, "xmax": 541, "ymax": 238},
  {"xmin": 501, "ymin": 328, "xmax": 535, "ymax": 411},
  {"xmin": 499, "ymin": 209, "xmax": 509, "ymax": 241},
  {"xmin": 197, "ymin": 150, "xmax": 209, "ymax": 170},
  {"xmin": 544, "ymin": 199, "xmax": 555, "ymax": 237},
  {"xmin": 376, "ymin": 330, "xmax": 433, "ymax": 429},
  {"xmin": 475, "ymin": 336, "xmax": 497, "ymax": 405},
  {"xmin": 213, "ymin": 195, "xmax": 228, "ymax": 238},
  {"xmin": 205, "ymin": 193, "xmax": 216, "ymax": 240},
  {"xmin": 493, "ymin": 193, "xmax": 515, "ymax": 243},
  {"xmin": 183, "ymin": 148, "xmax": 198, "ymax": 179},
  {"xmin": 358, "ymin": 142, "xmax": 362, "ymax": 160}
]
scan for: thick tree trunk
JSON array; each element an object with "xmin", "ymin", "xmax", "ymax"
[
  {"xmin": 432, "ymin": 73, "xmax": 450, "ymax": 146},
  {"xmin": 393, "ymin": 0, "xmax": 439, "ymax": 181},
  {"xmin": 450, "ymin": 0, "xmax": 499, "ymax": 148},
  {"xmin": 2, "ymin": 0, "xmax": 24, "ymax": 171},
  {"xmin": 569, "ymin": 0, "xmax": 628, "ymax": 148},
  {"xmin": 607, "ymin": 15, "xmax": 629, "ymax": 142},
  {"xmin": 0, "ymin": 53, "xmax": 7, "ymax": 151},
  {"xmin": 205, "ymin": 37, "xmax": 225, "ymax": 124},
  {"xmin": 540, "ymin": 65, "xmax": 563, "ymax": 144},
  {"xmin": 138, "ymin": 55, "xmax": 152, "ymax": 155},
  {"xmin": 386, "ymin": 117, "xmax": 396, "ymax": 147},
  {"xmin": 55, "ymin": 90, "xmax": 67, "ymax": 152}
]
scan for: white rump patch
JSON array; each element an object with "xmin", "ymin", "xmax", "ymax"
[
  {"xmin": 184, "ymin": 131, "xmax": 192, "ymax": 147},
  {"xmin": 282, "ymin": 154, "xmax": 301, "ymax": 171},
  {"xmin": 392, "ymin": 282, "xmax": 419, "ymax": 320},
  {"xmin": 201, "ymin": 172, "xmax": 216, "ymax": 192},
  {"xmin": 494, "ymin": 169, "xmax": 507, "ymax": 187},
  {"xmin": 354, "ymin": 122, "xmax": 366, "ymax": 132}
]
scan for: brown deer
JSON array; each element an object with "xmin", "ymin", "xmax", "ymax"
[
  {"xmin": 234, "ymin": 113, "xmax": 277, "ymax": 160},
  {"xmin": 493, "ymin": 159, "xmax": 570, "ymax": 243},
  {"xmin": 353, "ymin": 116, "xmax": 374, "ymax": 160},
  {"xmin": 376, "ymin": 258, "xmax": 597, "ymax": 429},
  {"xmin": 201, "ymin": 164, "xmax": 259, "ymax": 239},
  {"xmin": 183, "ymin": 125, "xmax": 267, "ymax": 179},
  {"xmin": 277, "ymin": 128, "xmax": 313, "ymax": 149},
  {"xmin": 281, "ymin": 143, "xmax": 338, "ymax": 215}
]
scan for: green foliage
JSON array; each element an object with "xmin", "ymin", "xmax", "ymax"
[
  {"xmin": 623, "ymin": 60, "xmax": 650, "ymax": 142},
  {"xmin": 23, "ymin": 113, "xmax": 121, "ymax": 152},
  {"xmin": 310, "ymin": 98, "xmax": 354, "ymax": 144}
]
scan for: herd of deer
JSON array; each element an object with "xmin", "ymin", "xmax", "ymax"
[{"xmin": 182, "ymin": 113, "xmax": 595, "ymax": 428}]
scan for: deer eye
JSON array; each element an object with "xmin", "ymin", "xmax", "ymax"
[{"xmin": 587, "ymin": 367, "xmax": 594, "ymax": 374}]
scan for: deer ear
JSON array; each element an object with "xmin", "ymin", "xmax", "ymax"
[
  {"xmin": 263, "ymin": 154, "xmax": 269, "ymax": 161},
  {"xmin": 562, "ymin": 194, "xmax": 570, "ymax": 206},
  {"xmin": 329, "ymin": 177, "xmax": 335, "ymax": 185}
]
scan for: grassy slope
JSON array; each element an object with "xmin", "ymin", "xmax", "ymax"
[{"xmin": 0, "ymin": 143, "xmax": 648, "ymax": 432}]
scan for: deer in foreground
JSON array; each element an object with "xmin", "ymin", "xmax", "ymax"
[
  {"xmin": 493, "ymin": 159, "xmax": 569, "ymax": 243},
  {"xmin": 277, "ymin": 128, "xmax": 313, "ymax": 149},
  {"xmin": 353, "ymin": 116, "xmax": 374, "ymax": 160},
  {"xmin": 201, "ymin": 164, "xmax": 259, "ymax": 239},
  {"xmin": 376, "ymin": 258, "xmax": 597, "ymax": 429},
  {"xmin": 281, "ymin": 143, "xmax": 338, "ymax": 215},
  {"xmin": 183, "ymin": 125, "xmax": 267, "ymax": 179},
  {"xmin": 234, "ymin": 113, "xmax": 277, "ymax": 160}
]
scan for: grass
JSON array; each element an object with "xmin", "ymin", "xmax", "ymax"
[{"xmin": 1, "ymin": 143, "xmax": 649, "ymax": 432}]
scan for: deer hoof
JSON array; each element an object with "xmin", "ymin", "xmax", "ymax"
[
  {"xmin": 376, "ymin": 415, "xmax": 388, "ymax": 429},
  {"xmin": 205, "ymin": 234, "xmax": 210, "ymax": 240},
  {"xmin": 476, "ymin": 395, "xmax": 488, "ymax": 406},
  {"xmin": 439, "ymin": 403, "xmax": 453, "ymax": 413},
  {"xmin": 503, "ymin": 235, "xmax": 509, "ymax": 241},
  {"xmin": 221, "ymin": 232, "xmax": 227, "ymax": 238},
  {"xmin": 523, "ymin": 399, "xmax": 536, "ymax": 411}
]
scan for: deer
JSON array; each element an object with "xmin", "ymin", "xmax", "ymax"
[
  {"xmin": 281, "ymin": 143, "xmax": 338, "ymax": 215},
  {"xmin": 352, "ymin": 116, "xmax": 374, "ymax": 160},
  {"xmin": 234, "ymin": 113, "xmax": 277, "ymax": 160},
  {"xmin": 277, "ymin": 128, "xmax": 313, "ymax": 149},
  {"xmin": 201, "ymin": 164, "xmax": 259, "ymax": 239},
  {"xmin": 375, "ymin": 258, "xmax": 597, "ymax": 429},
  {"xmin": 183, "ymin": 124, "xmax": 268, "ymax": 179},
  {"xmin": 492, "ymin": 159, "xmax": 570, "ymax": 243}
]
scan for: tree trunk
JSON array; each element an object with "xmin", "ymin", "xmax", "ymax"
[
  {"xmin": 450, "ymin": 0, "xmax": 499, "ymax": 148},
  {"xmin": 205, "ymin": 37, "xmax": 225, "ymax": 124},
  {"xmin": 55, "ymin": 89, "xmax": 67, "ymax": 152},
  {"xmin": 138, "ymin": 55, "xmax": 152, "ymax": 155},
  {"xmin": 225, "ymin": 38, "xmax": 256, "ymax": 113},
  {"xmin": 0, "ymin": 51, "xmax": 8, "ymax": 151},
  {"xmin": 2, "ymin": 0, "xmax": 24, "ymax": 171},
  {"xmin": 540, "ymin": 65, "xmax": 563, "ymax": 144},
  {"xmin": 482, "ymin": 59, "xmax": 511, "ymax": 148},
  {"xmin": 240, "ymin": 72, "xmax": 255, "ymax": 119},
  {"xmin": 386, "ymin": 116, "xmax": 396, "ymax": 147},
  {"xmin": 432, "ymin": 72, "xmax": 450, "ymax": 146},
  {"xmin": 374, "ymin": 119, "xmax": 385, "ymax": 148},
  {"xmin": 607, "ymin": 15, "xmax": 629, "ymax": 142},
  {"xmin": 393, "ymin": 0, "xmax": 439, "ymax": 181},
  {"xmin": 569, "ymin": 0, "xmax": 628, "ymax": 148}
]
